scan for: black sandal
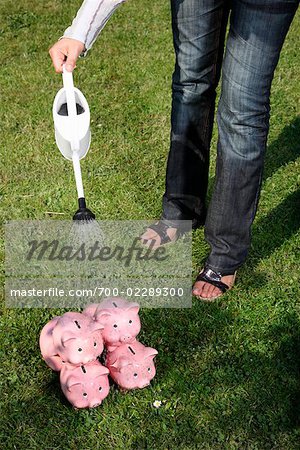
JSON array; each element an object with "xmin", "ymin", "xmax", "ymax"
[
  {"xmin": 140, "ymin": 220, "xmax": 184, "ymax": 247},
  {"xmin": 193, "ymin": 266, "xmax": 236, "ymax": 300}
]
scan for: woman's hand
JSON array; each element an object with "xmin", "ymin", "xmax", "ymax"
[{"xmin": 49, "ymin": 38, "xmax": 85, "ymax": 73}]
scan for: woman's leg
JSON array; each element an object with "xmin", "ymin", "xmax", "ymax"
[
  {"xmin": 142, "ymin": 0, "xmax": 229, "ymax": 245},
  {"xmin": 194, "ymin": 0, "xmax": 299, "ymax": 298}
]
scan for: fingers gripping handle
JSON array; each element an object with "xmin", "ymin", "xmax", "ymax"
[{"xmin": 62, "ymin": 64, "xmax": 80, "ymax": 151}]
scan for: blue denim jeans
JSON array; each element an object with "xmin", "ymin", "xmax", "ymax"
[{"xmin": 162, "ymin": 0, "xmax": 299, "ymax": 274}]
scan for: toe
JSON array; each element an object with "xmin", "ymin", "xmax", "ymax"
[
  {"xmin": 140, "ymin": 225, "xmax": 178, "ymax": 249},
  {"xmin": 208, "ymin": 285, "xmax": 222, "ymax": 299},
  {"xmin": 192, "ymin": 280, "xmax": 204, "ymax": 296},
  {"xmin": 201, "ymin": 281, "xmax": 211, "ymax": 298},
  {"xmin": 140, "ymin": 229, "xmax": 158, "ymax": 240},
  {"xmin": 144, "ymin": 238, "xmax": 161, "ymax": 249},
  {"xmin": 140, "ymin": 230, "xmax": 162, "ymax": 248},
  {"xmin": 192, "ymin": 280, "xmax": 222, "ymax": 299}
]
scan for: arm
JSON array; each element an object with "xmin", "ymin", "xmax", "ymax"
[
  {"xmin": 63, "ymin": 0, "xmax": 126, "ymax": 53},
  {"xmin": 49, "ymin": 0, "xmax": 126, "ymax": 73}
]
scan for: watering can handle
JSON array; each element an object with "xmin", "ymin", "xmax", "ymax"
[{"xmin": 62, "ymin": 64, "xmax": 80, "ymax": 151}]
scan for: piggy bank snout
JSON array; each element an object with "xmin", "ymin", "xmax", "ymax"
[
  {"xmin": 120, "ymin": 334, "xmax": 133, "ymax": 342},
  {"xmin": 82, "ymin": 355, "xmax": 95, "ymax": 364},
  {"xmin": 82, "ymin": 357, "xmax": 90, "ymax": 364}
]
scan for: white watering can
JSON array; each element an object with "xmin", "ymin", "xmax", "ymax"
[{"xmin": 52, "ymin": 66, "xmax": 95, "ymax": 221}]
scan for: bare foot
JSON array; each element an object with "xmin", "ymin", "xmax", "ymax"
[
  {"xmin": 192, "ymin": 273, "xmax": 236, "ymax": 300},
  {"xmin": 140, "ymin": 225, "xmax": 178, "ymax": 249}
]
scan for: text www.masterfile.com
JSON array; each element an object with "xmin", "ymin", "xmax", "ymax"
[{"xmin": 8, "ymin": 286, "xmax": 185, "ymax": 299}]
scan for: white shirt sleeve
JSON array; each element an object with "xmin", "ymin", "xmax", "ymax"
[{"xmin": 63, "ymin": 0, "xmax": 126, "ymax": 55}]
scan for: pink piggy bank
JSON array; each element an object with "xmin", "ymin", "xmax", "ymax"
[
  {"xmin": 60, "ymin": 360, "xmax": 110, "ymax": 408},
  {"xmin": 106, "ymin": 340, "xmax": 158, "ymax": 390},
  {"xmin": 83, "ymin": 297, "xmax": 141, "ymax": 352},
  {"xmin": 39, "ymin": 316, "xmax": 63, "ymax": 371},
  {"xmin": 51, "ymin": 312, "xmax": 104, "ymax": 365}
]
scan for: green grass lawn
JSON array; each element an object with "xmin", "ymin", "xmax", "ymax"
[{"xmin": 0, "ymin": 0, "xmax": 299, "ymax": 448}]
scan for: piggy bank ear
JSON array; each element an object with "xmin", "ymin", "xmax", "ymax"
[
  {"xmin": 127, "ymin": 302, "xmax": 140, "ymax": 314},
  {"xmin": 144, "ymin": 347, "xmax": 158, "ymax": 359},
  {"xmin": 82, "ymin": 303, "xmax": 99, "ymax": 317},
  {"xmin": 96, "ymin": 365, "xmax": 110, "ymax": 377},
  {"xmin": 90, "ymin": 320, "xmax": 104, "ymax": 333},
  {"xmin": 96, "ymin": 310, "xmax": 112, "ymax": 322},
  {"xmin": 110, "ymin": 356, "xmax": 130, "ymax": 371},
  {"xmin": 61, "ymin": 331, "xmax": 76, "ymax": 346},
  {"xmin": 67, "ymin": 377, "xmax": 82, "ymax": 392}
]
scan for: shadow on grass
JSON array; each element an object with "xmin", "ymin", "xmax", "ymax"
[
  {"xmin": 130, "ymin": 309, "xmax": 300, "ymax": 448},
  {"xmin": 141, "ymin": 302, "xmax": 235, "ymax": 368},
  {"xmin": 262, "ymin": 116, "xmax": 300, "ymax": 181},
  {"xmin": 207, "ymin": 116, "xmax": 300, "ymax": 197},
  {"xmin": 195, "ymin": 312, "xmax": 300, "ymax": 446},
  {"xmin": 244, "ymin": 188, "xmax": 300, "ymax": 279}
]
